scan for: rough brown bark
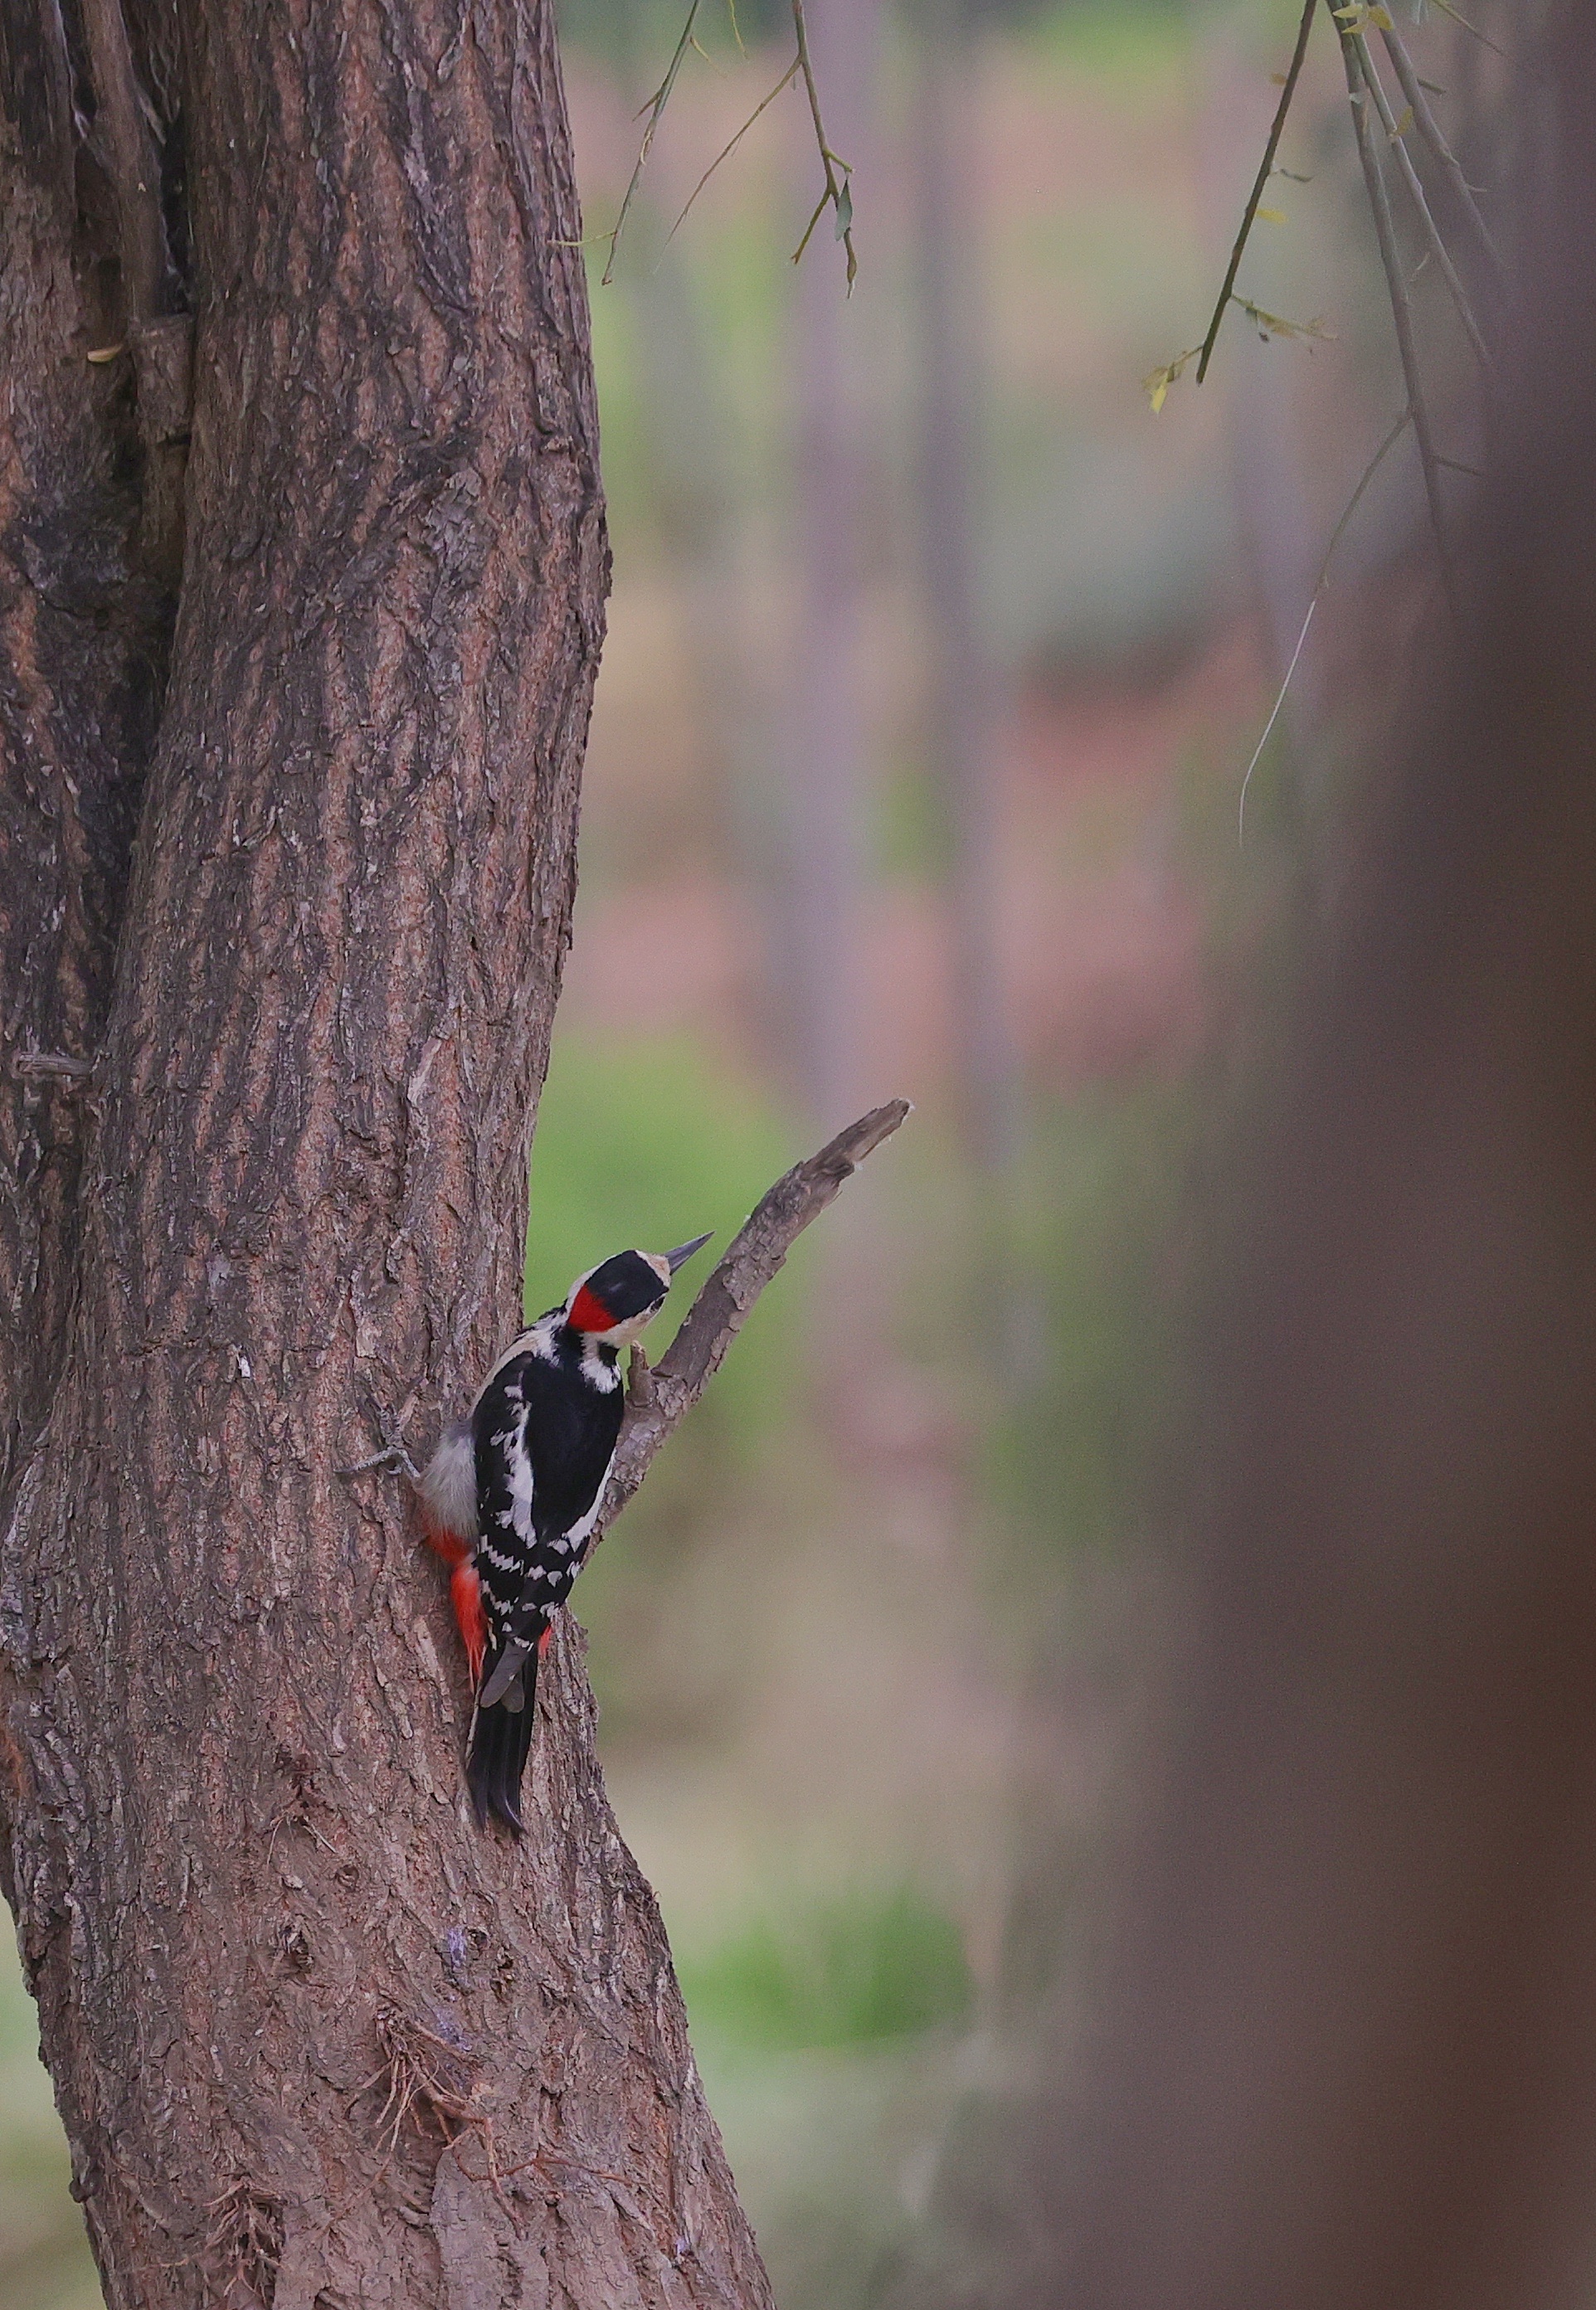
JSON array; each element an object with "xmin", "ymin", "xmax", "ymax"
[
  {"xmin": 0, "ymin": 0, "xmax": 168, "ymax": 1500},
  {"xmin": 0, "ymin": 2, "xmax": 774, "ymax": 2305}
]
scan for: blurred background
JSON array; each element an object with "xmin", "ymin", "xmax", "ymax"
[{"xmin": 1, "ymin": 1, "xmax": 1501, "ymax": 2301}]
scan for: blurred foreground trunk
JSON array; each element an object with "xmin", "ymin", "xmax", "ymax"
[
  {"xmin": 902, "ymin": 8, "xmax": 1596, "ymax": 2308},
  {"xmin": 0, "ymin": 4, "xmax": 771, "ymax": 2304}
]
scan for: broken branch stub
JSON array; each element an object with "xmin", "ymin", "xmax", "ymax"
[{"xmin": 599, "ymin": 1097, "xmax": 912, "ymax": 1536}]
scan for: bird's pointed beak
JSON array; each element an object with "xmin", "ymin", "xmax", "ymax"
[{"xmin": 665, "ymin": 1232, "xmax": 713, "ymax": 1276}]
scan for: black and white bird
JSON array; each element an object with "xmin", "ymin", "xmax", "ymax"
[{"xmin": 417, "ymin": 1235, "xmax": 711, "ymax": 1831}]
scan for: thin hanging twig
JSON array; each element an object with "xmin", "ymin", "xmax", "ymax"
[
  {"xmin": 1355, "ymin": 35, "xmax": 1491, "ymax": 373},
  {"xmin": 1238, "ymin": 407, "xmax": 1412, "ymax": 845},
  {"xmin": 1195, "ymin": 0, "xmax": 1317, "ymax": 385},
  {"xmin": 598, "ymin": 0, "xmax": 857, "ymax": 289},
  {"xmin": 1330, "ymin": 7, "xmax": 1457, "ymax": 619},
  {"xmin": 601, "ymin": 1, "xmax": 705, "ymax": 285},
  {"xmin": 664, "ymin": 53, "xmax": 802, "ymax": 250},
  {"xmin": 790, "ymin": 0, "xmax": 857, "ymax": 287},
  {"xmin": 1378, "ymin": 23, "xmax": 1502, "ymax": 276},
  {"xmin": 1427, "ymin": 0, "xmax": 1504, "ymax": 59}
]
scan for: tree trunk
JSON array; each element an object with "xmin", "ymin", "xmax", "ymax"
[{"xmin": 0, "ymin": 3, "xmax": 772, "ymax": 2305}]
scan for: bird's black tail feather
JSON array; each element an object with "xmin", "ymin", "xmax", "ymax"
[{"xmin": 466, "ymin": 1646, "xmax": 539, "ymax": 1832}]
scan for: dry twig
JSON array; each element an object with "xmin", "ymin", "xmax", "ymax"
[
  {"xmin": 665, "ymin": 52, "xmax": 802, "ymax": 250},
  {"xmin": 599, "ymin": 1098, "xmax": 909, "ymax": 1532},
  {"xmin": 1354, "ymin": 34, "xmax": 1491, "ymax": 372},
  {"xmin": 1379, "ymin": 22, "xmax": 1502, "ymax": 275},
  {"xmin": 601, "ymin": 0, "xmax": 706, "ymax": 285},
  {"xmin": 202, "ymin": 2183, "xmax": 284, "ymax": 2307},
  {"xmin": 359, "ymin": 1998, "xmax": 484, "ymax": 2165},
  {"xmin": 790, "ymin": 0, "xmax": 857, "ymax": 289},
  {"xmin": 599, "ymin": 0, "xmax": 857, "ymax": 288},
  {"xmin": 1330, "ymin": 6, "xmax": 1457, "ymax": 615},
  {"xmin": 1238, "ymin": 406, "xmax": 1412, "ymax": 844}
]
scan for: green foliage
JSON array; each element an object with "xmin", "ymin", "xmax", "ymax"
[
  {"xmin": 678, "ymin": 1884, "xmax": 974, "ymax": 2050},
  {"xmin": 1002, "ymin": 1085, "xmax": 1195, "ymax": 1556},
  {"xmin": 526, "ymin": 1028, "xmax": 807, "ymax": 1462},
  {"xmin": 557, "ymin": 0, "xmax": 786, "ymax": 67},
  {"xmin": 0, "ymin": 1936, "xmax": 98, "ymax": 2310}
]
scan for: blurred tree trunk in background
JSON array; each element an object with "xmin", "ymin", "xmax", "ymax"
[
  {"xmin": 914, "ymin": 0, "xmax": 1015, "ymax": 1171},
  {"xmin": 894, "ymin": 7, "xmax": 1596, "ymax": 2308},
  {"xmin": 0, "ymin": 3, "xmax": 771, "ymax": 2305},
  {"xmin": 780, "ymin": 0, "xmax": 878, "ymax": 1131}
]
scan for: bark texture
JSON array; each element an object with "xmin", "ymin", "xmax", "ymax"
[{"xmin": 0, "ymin": 3, "xmax": 773, "ymax": 2305}]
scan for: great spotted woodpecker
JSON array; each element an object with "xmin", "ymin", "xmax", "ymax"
[{"xmin": 417, "ymin": 1235, "xmax": 711, "ymax": 1831}]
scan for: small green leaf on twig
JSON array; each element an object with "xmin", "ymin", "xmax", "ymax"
[
  {"xmin": 1255, "ymin": 206, "xmax": 1287, "ymax": 224},
  {"xmin": 1389, "ymin": 103, "xmax": 1414, "ymax": 139},
  {"xmin": 1233, "ymin": 296, "xmax": 1336, "ymax": 344},
  {"xmin": 1195, "ymin": 0, "xmax": 1316, "ymax": 384},
  {"xmin": 1143, "ymin": 345, "xmax": 1204, "ymax": 413},
  {"xmin": 1332, "ymin": 3, "xmax": 1394, "ymax": 30},
  {"xmin": 791, "ymin": 0, "xmax": 858, "ymax": 289}
]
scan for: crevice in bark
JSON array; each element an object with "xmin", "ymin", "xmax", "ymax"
[{"xmin": 0, "ymin": 0, "xmax": 181, "ymax": 1503}]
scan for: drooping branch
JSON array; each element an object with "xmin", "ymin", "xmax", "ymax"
[
  {"xmin": 1354, "ymin": 34, "xmax": 1491, "ymax": 375},
  {"xmin": 602, "ymin": 1097, "xmax": 910, "ymax": 1530},
  {"xmin": 597, "ymin": 0, "xmax": 857, "ymax": 287},
  {"xmin": 790, "ymin": 0, "xmax": 858, "ymax": 288},
  {"xmin": 1194, "ymin": 0, "xmax": 1317, "ymax": 386},
  {"xmin": 1378, "ymin": 22, "xmax": 1503, "ymax": 278},
  {"xmin": 1331, "ymin": 7, "xmax": 1457, "ymax": 616}
]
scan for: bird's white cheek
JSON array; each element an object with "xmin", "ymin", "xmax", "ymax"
[{"xmin": 603, "ymin": 1309, "xmax": 659, "ymax": 1352}]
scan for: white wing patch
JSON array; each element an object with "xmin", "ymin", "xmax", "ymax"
[{"xmin": 505, "ymin": 1407, "xmax": 537, "ymax": 1541}]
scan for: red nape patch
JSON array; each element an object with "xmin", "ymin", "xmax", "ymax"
[
  {"xmin": 567, "ymin": 1283, "xmax": 614, "ymax": 1335},
  {"xmin": 538, "ymin": 1623, "xmax": 554, "ymax": 1656},
  {"xmin": 451, "ymin": 1563, "xmax": 489, "ymax": 1689}
]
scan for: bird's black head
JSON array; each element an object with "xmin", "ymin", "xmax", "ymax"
[{"xmin": 564, "ymin": 1235, "xmax": 711, "ymax": 1342}]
